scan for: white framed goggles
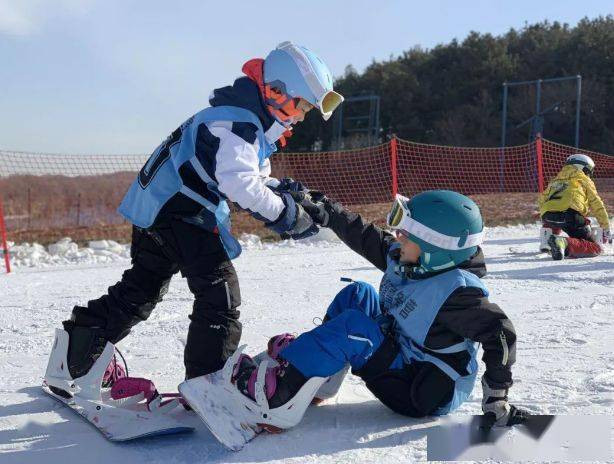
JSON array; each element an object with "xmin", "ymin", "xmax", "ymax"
[{"xmin": 386, "ymin": 194, "xmax": 484, "ymax": 251}]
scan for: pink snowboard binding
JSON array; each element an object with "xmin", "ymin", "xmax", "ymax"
[
  {"xmin": 111, "ymin": 377, "xmax": 185, "ymax": 411},
  {"xmin": 102, "ymin": 353, "xmax": 127, "ymax": 388},
  {"xmin": 267, "ymin": 333, "xmax": 295, "ymax": 361}
]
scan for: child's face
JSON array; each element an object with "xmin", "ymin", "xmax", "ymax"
[
  {"xmin": 291, "ymin": 98, "xmax": 314, "ymax": 124},
  {"xmin": 395, "ymin": 231, "xmax": 422, "ymax": 264}
]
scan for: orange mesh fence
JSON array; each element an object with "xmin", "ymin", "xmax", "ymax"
[
  {"xmin": 541, "ymin": 139, "xmax": 614, "ymax": 192},
  {"xmin": 395, "ymin": 139, "xmax": 540, "ymax": 195},
  {"xmin": 271, "ymin": 143, "xmax": 392, "ymax": 204},
  {"xmin": 0, "ymin": 138, "xmax": 612, "ymax": 236}
]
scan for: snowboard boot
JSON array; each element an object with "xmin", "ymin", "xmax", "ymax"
[
  {"xmin": 548, "ymin": 235, "xmax": 567, "ymax": 261},
  {"xmin": 232, "ymin": 354, "xmax": 308, "ymax": 411},
  {"xmin": 539, "ymin": 227, "xmax": 553, "ymax": 252},
  {"xmin": 267, "ymin": 330, "xmax": 344, "ymax": 405},
  {"xmin": 63, "ymin": 322, "xmax": 109, "ymax": 380}
]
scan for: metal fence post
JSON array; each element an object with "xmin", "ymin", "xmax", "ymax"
[
  {"xmin": 390, "ymin": 137, "xmax": 398, "ymax": 199},
  {"xmin": 0, "ymin": 198, "xmax": 11, "ymax": 274}
]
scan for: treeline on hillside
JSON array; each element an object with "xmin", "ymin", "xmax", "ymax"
[{"xmin": 286, "ymin": 16, "xmax": 614, "ymax": 154}]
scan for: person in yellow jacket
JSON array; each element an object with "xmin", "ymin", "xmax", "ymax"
[{"xmin": 538, "ymin": 154, "xmax": 611, "ymax": 260}]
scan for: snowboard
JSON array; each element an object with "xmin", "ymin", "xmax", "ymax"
[
  {"xmin": 508, "ymin": 244, "xmax": 548, "ymax": 256},
  {"xmin": 179, "ymin": 365, "xmax": 262, "ymax": 451},
  {"xmin": 43, "ymin": 381, "xmax": 193, "ymax": 441},
  {"xmin": 43, "ymin": 328, "xmax": 193, "ymax": 442}
]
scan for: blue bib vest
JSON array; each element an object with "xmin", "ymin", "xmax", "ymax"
[
  {"xmin": 118, "ymin": 106, "xmax": 277, "ymax": 259},
  {"xmin": 379, "ymin": 244, "xmax": 489, "ymax": 415}
]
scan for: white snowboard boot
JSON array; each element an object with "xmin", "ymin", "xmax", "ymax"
[{"xmin": 539, "ymin": 227, "xmax": 553, "ymax": 252}]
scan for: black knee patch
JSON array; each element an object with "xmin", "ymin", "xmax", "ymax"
[
  {"xmin": 365, "ymin": 369, "xmax": 423, "ymax": 417},
  {"xmin": 364, "ymin": 362, "xmax": 455, "ymax": 418},
  {"xmin": 409, "ymin": 363, "xmax": 455, "ymax": 416}
]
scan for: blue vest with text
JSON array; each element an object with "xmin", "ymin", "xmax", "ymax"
[
  {"xmin": 118, "ymin": 106, "xmax": 277, "ymax": 259},
  {"xmin": 379, "ymin": 244, "xmax": 489, "ymax": 415}
]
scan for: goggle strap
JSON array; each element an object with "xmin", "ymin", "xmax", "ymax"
[{"xmin": 400, "ymin": 216, "xmax": 483, "ymax": 250}]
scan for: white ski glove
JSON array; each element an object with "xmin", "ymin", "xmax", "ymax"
[
  {"xmin": 603, "ymin": 229, "xmax": 612, "ymax": 245},
  {"xmin": 481, "ymin": 377, "xmax": 528, "ymax": 427}
]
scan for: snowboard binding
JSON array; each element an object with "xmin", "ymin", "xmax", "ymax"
[
  {"xmin": 42, "ymin": 328, "xmax": 193, "ymax": 441},
  {"xmin": 179, "ymin": 345, "xmax": 328, "ymax": 450}
]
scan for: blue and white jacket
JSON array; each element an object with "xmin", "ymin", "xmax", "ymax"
[{"xmin": 118, "ymin": 77, "xmax": 289, "ymax": 258}]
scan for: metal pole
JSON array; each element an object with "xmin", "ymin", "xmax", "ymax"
[
  {"xmin": 501, "ymin": 83, "xmax": 508, "ymax": 148},
  {"xmin": 27, "ymin": 187, "xmax": 31, "ymax": 229},
  {"xmin": 76, "ymin": 193, "xmax": 81, "ymax": 227},
  {"xmin": 575, "ymin": 75, "xmax": 582, "ymax": 148},
  {"xmin": 500, "ymin": 83, "xmax": 508, "ymax": 192},
  {"xmin": 368, "ymin": 98, "xmax": 374, "ymax": 146},
  {"xmin": 535, "ymin": 80, "xmax": 542, "ymax": 120},
  {"xmin": 375, "ymin": 96, "xmax": 381, "ymax": 144}
]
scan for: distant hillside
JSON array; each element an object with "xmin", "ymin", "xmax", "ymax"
[{"xmin": 287, "ymin": 16, "xmax": 614, "ymax": 155}]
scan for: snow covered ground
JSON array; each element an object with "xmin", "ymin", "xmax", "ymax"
[{"xmin": 0, "ymin": 224, "xmax": 612, "ymax": 463}]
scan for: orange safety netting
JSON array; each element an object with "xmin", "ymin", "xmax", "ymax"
[{"xmin": 0, "ymin": 137, "xmax": 612, "ymax": 233}]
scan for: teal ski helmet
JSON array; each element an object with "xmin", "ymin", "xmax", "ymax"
[{"xmin": 386, "ymin": 190, "xmax": 484, "ymax": 273}]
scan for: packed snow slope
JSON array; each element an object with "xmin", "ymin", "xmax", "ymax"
[{"xmin": 0, "ymin": 224, "xmax": 613, "ymax": 463}]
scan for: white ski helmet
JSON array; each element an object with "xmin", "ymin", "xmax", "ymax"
[
  {"xmin": 565, "ymin": 153, "xmax": 595, "ymax": 177},
  {"xmin": 263, "ymin": 41, "xmax": 344, "ymax": 121}
]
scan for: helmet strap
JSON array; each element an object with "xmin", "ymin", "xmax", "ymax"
[{"xmin": 242, "ymin": 58, "xmax": 296, "ymax": 144}]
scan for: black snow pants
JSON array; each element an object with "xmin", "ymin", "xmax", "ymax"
[
  {"xmin": 354, "ymin": 337, "xmax": 455, "ymax": 417},
  {"xmin": 541, "ymin": 209, "xmax": 593, "ymax": 241},
  {"xmin": 67, "ymin": 221, "xmax": 242, "ymax": 379}
]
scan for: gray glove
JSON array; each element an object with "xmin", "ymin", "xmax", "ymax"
[
  {"xmin": 481, "ymin": 377, "xmax": 529, "ymax": 427},
  {"xmin": 283, "ymin": 202, "xmax": 319, "ymax": 240},
  {"xmin": 285, "ymin": 191, "xmax": 330, "ymax": 227},
  {"xmin": 265, "ymin": 192, "xmax": 318, "ymax": 240}
]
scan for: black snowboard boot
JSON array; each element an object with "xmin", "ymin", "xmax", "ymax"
[{"xmin": 62, "ymin": 321, "xmax": 108, "ymax": 380}]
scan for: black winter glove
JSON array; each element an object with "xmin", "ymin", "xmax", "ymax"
[
  {"xmin": 274, "ymin": 177, "xmax": 308, "ymax": 193},
  {"xmin": 286, "ymin": 190, "xmax": 330, "ymax": 227}
]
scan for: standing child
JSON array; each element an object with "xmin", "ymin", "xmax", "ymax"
[{"xmin": 45, "ymin": 41, "xmax": 343, "ymax": 395}]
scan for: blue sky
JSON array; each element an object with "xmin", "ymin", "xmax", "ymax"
[{"xmin": 0, "ymin": 0, "xmax": 611, "ymax": 154}]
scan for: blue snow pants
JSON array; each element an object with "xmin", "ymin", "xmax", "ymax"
[{"xmin": 280, "ymin": 282, "xmax": 404, "ymax": 378}]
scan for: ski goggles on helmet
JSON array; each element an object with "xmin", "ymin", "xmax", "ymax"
[
  {"xmin": 317, "ymin": 90, "xmax": 344, "ymax": 120},
  {"xmin": 386, "ymin": 194, "xmax": 484, "ymax": 250}
]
